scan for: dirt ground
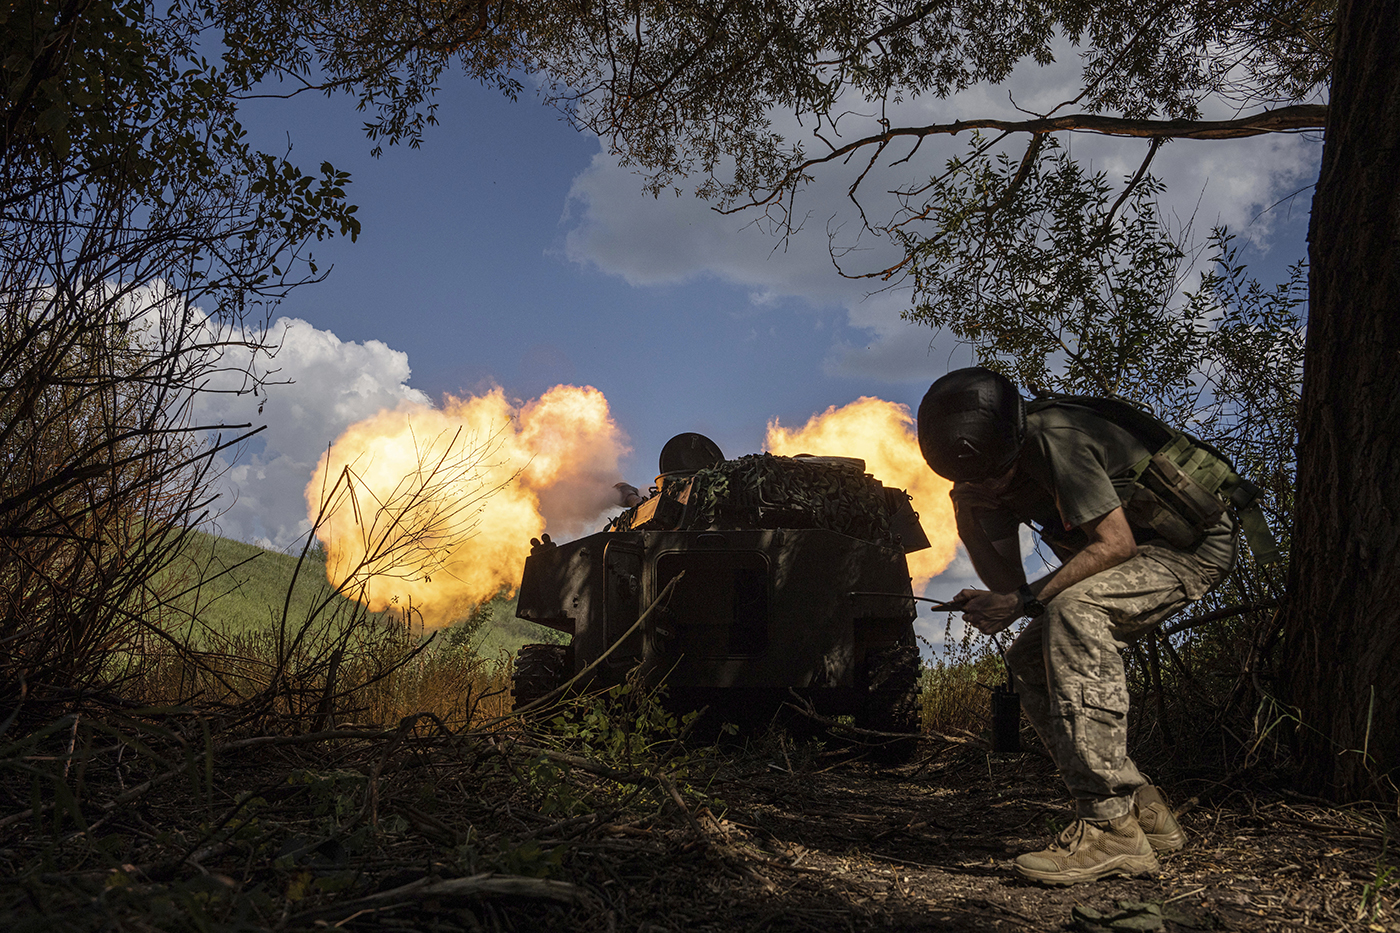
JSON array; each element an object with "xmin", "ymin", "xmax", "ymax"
[
  {"xmin": 5, "ymin": 728, "xmax": 1396, "ymax": 932},
  {"xmin": 288, "ymin": 737, "xmax": 1400, "ymax": 933},
  {"xmin": 670, "ymin": 744, "xmax": 1399, "ymax": 933}
]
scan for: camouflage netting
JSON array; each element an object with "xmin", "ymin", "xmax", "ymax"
[{"xmin": 608, "ymin": 454, "xmax": 901, "ymax": 547}]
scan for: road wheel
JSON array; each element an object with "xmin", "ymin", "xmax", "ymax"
[
  {"xmin": 859, "ymin": 643, "xmax": 922, "ymax": 763},
  {"xmin": 511, "ymin": 642, "xmax": 573, "ymax": 712}
]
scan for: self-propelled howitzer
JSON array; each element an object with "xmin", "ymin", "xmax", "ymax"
[{"xmin": 512, "ymin": 433, "xmax": 931, "ymax": 758}]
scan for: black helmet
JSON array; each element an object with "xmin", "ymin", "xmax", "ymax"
[{"xmin": 917, "ymin": 368, "xmax": 1026, "ymax": 482}]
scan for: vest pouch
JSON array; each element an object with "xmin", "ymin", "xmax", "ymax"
[
  {"xmin": 1141, "ymin": 450, "xmax": 1227, "ymax": 526},
  {"xmin": 1032, "ymin": 394, "xmax": 1279, "ymax": 561},
  {"xmin": 1124, "ymin": 485, "xmax": 1202, "ymax": 549}
]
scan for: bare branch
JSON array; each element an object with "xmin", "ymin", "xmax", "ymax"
[{"xmin": 722, "ymin": 104, "xmax": 1327, "ymax": 214}]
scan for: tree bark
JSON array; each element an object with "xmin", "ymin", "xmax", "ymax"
[{"xmin": 1284, "ymin": 0, "xmax": 1400, "ymax": 801}]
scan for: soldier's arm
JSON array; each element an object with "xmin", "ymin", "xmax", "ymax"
[
  {"xmin": 962, "ymin": 505, "xmax": 1137, "ymax": 635},
  {"xmin": 1030, "ymin": 505, "xmax": 1138, "ymax": 604},
  {"xmin": 952, "ymin": 484, "xmax": 1025, "ymax": 593}
]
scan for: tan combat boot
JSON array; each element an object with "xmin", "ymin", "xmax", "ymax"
[
  {"xmin": 1134, "ymin": 784, "xmax": 1186, "ymax": 853},
  {"xmin": 1014, "ymin": 814, "xmax": 1160, "ymax": 885}
]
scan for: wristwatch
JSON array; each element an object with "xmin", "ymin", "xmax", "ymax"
[{"xmin": 1018, "ymin": 583, "xmax": 1046, "ymax": 619}]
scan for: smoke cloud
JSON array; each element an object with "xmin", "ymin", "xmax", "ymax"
[{"xmin": 306, "ymin": 385, "xmax": 630, "ymax": 629}]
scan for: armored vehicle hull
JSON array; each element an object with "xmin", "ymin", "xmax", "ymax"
[{"xmin": 512, "ymin": 448, "xmax": 928, "ymax": 754}]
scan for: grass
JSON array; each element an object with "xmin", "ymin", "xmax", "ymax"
[
  {"xmin": 920, "ymin": 650, "xmax": 1006, "ymax": 738},
  {"xmin": 110, "ymin": 530, "xmax": 568, "ymax": 730},
  {"xmin": 157, "ymin": 530, "xmax": 561, "ymax": 660},
  {"xmin": 919, "ymin": 613, "xmax": 1008, "ymax": 739},
  {"xmin": 156, "ymin": 532, "xmax": 389, "ymax": 638}
]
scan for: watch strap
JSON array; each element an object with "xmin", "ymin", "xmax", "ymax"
[{"xmin": 1018, "ymin": 583, "xmax": 1046, "ymax": 618}]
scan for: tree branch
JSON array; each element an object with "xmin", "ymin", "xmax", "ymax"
[{"xmin": 725, "ymin": 104, "xmax": 1327, "ymax": 213}]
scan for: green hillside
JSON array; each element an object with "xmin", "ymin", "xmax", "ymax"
[
  {"xmin": 161, "ymin": 532, "xmax": 562, "ymax": 659},
  {"xmin": 464, "ymin": 596, "xmax": 569, "ymax": 661}
]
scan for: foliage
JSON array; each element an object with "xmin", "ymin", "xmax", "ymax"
[
  {"xmin": 900, "ymin": 138, "xmax": 1306, "ymax": 504},
  {"xmin": 173, "ymin": 0, "xmax": 1330, "ymax": 231},
  {"xmin": 533, "ymin": 0, "xmax": 1331, "ymax": 207},
  {"xmin": 920, "ymin": 630, "xmax": 1006, "ymax": 738},
  {"xmin": 545, "ymin": 678, "xmax": 710, "ymax": 775},
  {"xmin": 901, "ymin": 139, "xmax": 1201, "ymax": 404},
  {"xmin": 0, "ymin": 0, "xmax": 363, "ymax": 704},
  {"xmin": 213, "ymin": 0, "xmax": 531, "ymax": 154}
]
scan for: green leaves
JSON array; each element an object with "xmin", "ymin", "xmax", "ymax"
[
  {"xmin": 898, "ymin": 132, "xmax": 1304, "ymax": 576},
  {"xmin": 4, "ymin": 0, "xmax": 365, "ymax": 300},
  {"xmin": 1073, "ymin": 899, "xmax": 1193, "ymax": 932},
  {"xmin": 901, "ymin": 137, "xmax": 1200, "ymax": 407}
]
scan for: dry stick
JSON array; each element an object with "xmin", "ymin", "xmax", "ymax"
[
  {"xmin": 389, "ymin": 801, "xmax": 461, "ymax": 846},
  {"xmin": 657, "ymin": 771, "xmax": 779, "ymax": 892},
  {"xmin": 363, "ymin": 713, "xmax": 442, "ymax": 827},
  {"xmin": 1148, "ymin": 635, "xmax": 1175, "ymax": 748},
  {"xmin": 1175, "ymin": 761, "xmax": 1261, "ymax": 818},
  {"xmin": 294, "ymin": 872, "xmax": 592, "ymax": 923},
  {"xmin": 311, "ymin": 647, "xmax": 343, "ymax": 733},
  {"xmin": 517, "ymin": 811, "xmax": 611, "ymax": 843},
  {"xmin": 480, "ymin": 572, "xmax": 686, "ymax": 726},
  {"xmin": 657, "ymin": 771, "xmax": 708, "ymax": 840},
  {"xmin": 514, "ymin": 745, "xmax": 778, "ymax": 887},
  {"xmin": 509, "ymin": 743, "xmax": 644, "ymax": 783},
  {"xmin": 1160, "ymin": 601, "xmax": 1279, "ymax": 637},
  {"xmin": 218, "ymin": 728, "xmax": 396, "ymax": 750},
  {"xmin": 62, "ymin": 714, "xmax": 80, "ymax": 780},
  {"xmin": 783, "ymin": 689, "xmax": 921, "ymax": 740}
]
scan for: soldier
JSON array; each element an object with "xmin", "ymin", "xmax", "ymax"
[{"xmin": 917, "ymin": 367, "xmax": 1238, "ymax": 885}]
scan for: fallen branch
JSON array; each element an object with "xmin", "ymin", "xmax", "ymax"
[
  {"xmin": 783, "ymin": 691, "xmax": 920, "ymax": 741},
  {"xmin": 508, "ymin": 741, "xmax": 646, "ymax": 783},
  {"xmin": 295, "ymin": 872, "xmax": 593, "ymax": 923}
]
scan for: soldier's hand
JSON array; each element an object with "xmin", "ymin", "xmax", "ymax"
[{"xmin": 958, "ymin": 588, "xmax": 1021, "ymax": 635}]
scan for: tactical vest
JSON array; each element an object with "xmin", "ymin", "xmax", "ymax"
[{"xmin": 1025, "ymin": 394, "xmax": 1281, "ymax": 564}]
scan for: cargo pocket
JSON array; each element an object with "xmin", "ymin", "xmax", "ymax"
[{"xmin": 1072, "ymin": 682, "xmax": 1129, "ymax": 772}]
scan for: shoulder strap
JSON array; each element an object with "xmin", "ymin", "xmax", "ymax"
[
  {"xmin": 1027, "ymin": 392, "xmax": 1281, "ymax": 563},
  {"xmin": 1026, "ymin": 393, "xmax": 1236, "ymax": 471}
]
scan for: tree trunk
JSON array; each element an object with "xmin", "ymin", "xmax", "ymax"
[{"xmin": 1283, "ymin": 0, "xmax": 1400, "ymax": 801}]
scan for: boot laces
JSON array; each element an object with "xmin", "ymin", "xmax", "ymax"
[{"xmin": 1050, "ymin": 819, "xmax": 1092, "ymax": 853}]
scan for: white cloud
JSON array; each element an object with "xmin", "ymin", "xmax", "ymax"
[
  {"xmin": 560, "ymin": 48, "xmax": 1323, "ymax": 383},
  {"xmin": 194, "ymin": 318, "xmax": 430, "ymax": 550}
]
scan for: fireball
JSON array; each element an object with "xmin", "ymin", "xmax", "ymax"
[{"xmin": 766, "ymin": 397, "xmax": 958, "ymax": 590}]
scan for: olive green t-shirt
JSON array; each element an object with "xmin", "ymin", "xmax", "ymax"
[{"xmin": 977, "ymin": 404, "xmax": 1236, "ymax": 597}]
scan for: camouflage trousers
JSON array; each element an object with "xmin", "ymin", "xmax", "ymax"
[{"xmin": 1005, "ymin": 545, "xmax": 1227, "ymax": 820}]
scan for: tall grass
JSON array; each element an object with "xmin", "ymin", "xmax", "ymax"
[
  {"xmin": 126, "ymin": 528, "xmax": 557, "ymax": 730},
  {"xmin": 919, "ymin": 615, "xmax": 1006, "ymax": 739},
  {"xmin": 128, "ymin": 620, "xmax": 515, "ymax": 729}
]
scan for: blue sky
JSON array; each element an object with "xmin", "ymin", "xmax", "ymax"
[
  {"xmin": 202, "ymin": 64, "xmax": 1321, "ymax": 623},
  {"xmin": 237, "ymin": 79, "xmax": 938, "ymax": 462}
]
